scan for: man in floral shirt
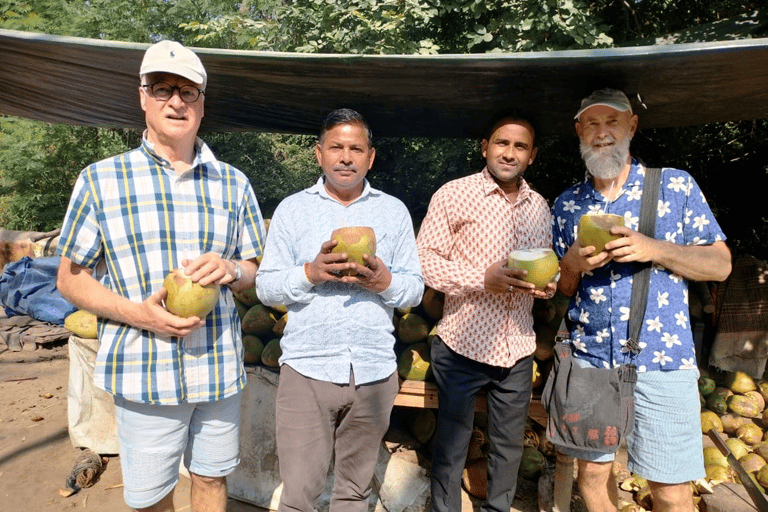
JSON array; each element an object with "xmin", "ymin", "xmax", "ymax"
[{"xmin": 552, "ymin": 88, "xmax": 731, "ymax": 512}]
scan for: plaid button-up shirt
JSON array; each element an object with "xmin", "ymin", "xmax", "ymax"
[
  {"xmin": 417, "ymin": 169, "xmax": 552, "ymax": 367},
  {"xmin": 57, "ymin": 136, "xmax": 265, "ymax": 404}
]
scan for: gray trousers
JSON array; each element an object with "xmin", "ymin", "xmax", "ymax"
[{"xmin": 276, "ymin": 364, "xmax": 399, "ymax": 512}]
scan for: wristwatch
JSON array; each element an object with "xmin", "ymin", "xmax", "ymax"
[{"xmin": 230, "ymin": 261, "xmax": 242, "ymax": 283}]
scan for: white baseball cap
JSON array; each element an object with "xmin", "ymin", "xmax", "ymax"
[
  {"xmin": 574, "ymin": 88, "xmax": 632, "ymax": 120},
  {"xmin": 140, "ymin": 40, "xmax": 207, "ymax": 90}
]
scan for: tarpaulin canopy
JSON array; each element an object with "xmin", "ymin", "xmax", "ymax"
[{"xmin": 1, "ymin": 28, "xmax": 768, "ymax": 138}]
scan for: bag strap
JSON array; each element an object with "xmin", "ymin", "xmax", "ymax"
[{"xmin": 626, "ymin": 167, "xmax": 661, "ymax": 356}]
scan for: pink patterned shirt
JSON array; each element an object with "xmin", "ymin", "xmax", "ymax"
[{"xmin": 416, "ymin": 168, "xmax": 552, "ymax": 367}]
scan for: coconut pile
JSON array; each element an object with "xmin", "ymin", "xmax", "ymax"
[{"xmin": 700, "ymin": 370, "xmax": 768, "ymax": 490}]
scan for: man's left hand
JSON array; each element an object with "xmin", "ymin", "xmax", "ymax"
[
  {"xmin": 181, "ymin": 253, "xmax": 237, "ymax": 286},
  {"xmin": 340, "ymin": 254, "xmax": 392, "ymax": 293},
  {"xmin": 604, "ymin": 226, "xmax": 658, "ymax": 264}
]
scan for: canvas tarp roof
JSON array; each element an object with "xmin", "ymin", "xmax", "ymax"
[{"xmin": 1, "ymin": 28, "xmax": 768, "ymax": 138}]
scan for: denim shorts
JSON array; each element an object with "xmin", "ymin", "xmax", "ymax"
[
  {"xmin": 558, "ymin": 360, "xmax": 704, "ymax": 484},
  {"xmin": 114, "ymin": 393, "xmax": 241, "ymax": 508}
]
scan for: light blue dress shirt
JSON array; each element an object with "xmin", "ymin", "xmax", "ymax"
[{"xmin": 256, "ymin": 178, "xmax": 424, "ymax": 385}]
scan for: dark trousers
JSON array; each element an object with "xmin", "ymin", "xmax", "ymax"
[
  {"xmin": 430, "ymin": 337, "xmax": 533, "ymax": 512},
  {"xmin": 275, "ymin": 365, "xmax": 399, "ymax": 512}
]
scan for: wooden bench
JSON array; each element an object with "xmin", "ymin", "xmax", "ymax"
[{"xmin": 395, "ymin": 379, "xmax": 547, "ymax": 426}]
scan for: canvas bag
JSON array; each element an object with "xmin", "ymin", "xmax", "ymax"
[{"xmin": 542, "ymin": 167, "xmax": 661, "ymax": 454}]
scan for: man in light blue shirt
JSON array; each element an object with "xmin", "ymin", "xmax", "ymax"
[{"xmin": 256, "ymin": 108, "xmax": 423, "ymax": 512}]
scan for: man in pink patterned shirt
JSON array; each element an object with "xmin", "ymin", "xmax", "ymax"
[{"xmin": 416, "ymin": 115, "xmax": 555, "ymax": 512}]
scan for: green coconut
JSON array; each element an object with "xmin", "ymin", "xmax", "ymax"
[
  {"xmin": 397, "ymin": 313, "xmax": 430, "ymax": 344},
  {"xmin": 64, "ymin": 309, "xmax": 98, "ymax": 339},
  {"xmin": 407, "ymin": 408, "xmax": 436, "ymax": 444},
  {"xmin": 163, "ymin": 269, "xmax": 220, "ymax": 318},
  {"xmin": 421, "ymin": 286, "xmax": 445, "ymax": 321},
  {"xmin": 725, "ymin": 370, "xmax": 757, "ymax": 394},
  {"xmin": 241, "ymin": 304, "xmax": 277, "ymax": 338},
  {"xmin": 519, "ymin": 446, "xmax": 546, "ymax": 480},
  {"xmin": 397, "ymin": 342, "xmax": 432, "ymax": 381},
  {"xmin": 242, "ymin": 335, "xmax": 264, "ymax": 365},
  {"xmin": 706, "ymin": 393, "xmax": 728, "ymax": 415},
  {"xmin": 698, "ymin": 375, "xmax": 717, "ymax": 397},
  {"xmin": 711, "ymin": 386, "xmax": 734, "ymax": 401},
  {"xmin": 507, "ymin": 248, "xmax": 559, "ymax": 289},
  {"xmin": 331, "ymin": 226, "xmax": 376, "ymax": 276},
  {"xmin": 260, "ymin": 338, "xmax": 282, "ymax": 367},
  {"xmin": 234, "ymin": 297, "xmax": 250, "ymax": 321},
  {"xmin": 577, "ymin": 213, "xmax": 624, "ymax": 255},
  {"xmin": 233, "ymin": 286, "xmax": 259, "ymax": 307}
]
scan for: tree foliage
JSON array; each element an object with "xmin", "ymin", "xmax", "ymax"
[{"xmin": 0, "ymin": 0, "xmax": 766, "ymax": 260}]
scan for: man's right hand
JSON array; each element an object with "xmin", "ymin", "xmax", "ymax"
[
  {"xmin": 303, "ymin": 239, "xmax": 354, "ymax": 285},
  {"xmin": 137, "ymin": 287, "xmax": 205, "ymax": 337}
]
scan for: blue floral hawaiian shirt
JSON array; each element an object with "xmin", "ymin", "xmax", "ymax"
[{"xmin": 552, "ymin": 160, "xmax": 726, "ymax": 372}]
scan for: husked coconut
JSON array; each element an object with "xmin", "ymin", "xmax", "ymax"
[
  {"xmin": 725, "ymin": 370, "xmax": 757, "ymax": 394},
  {"xmin": 700, "ymin": 410, "xmax": 723, "ymax": 434},
  {"xmin": 331, "ymin": 226, "xmax": 376, "ymax": 276},
  {"xmin": 163, "ymin": 269, "xmax": 220, "ymax": 318},
  {"xmin": 64, "ymin": 309, "xmax": 98, "ymax": 339},
  {"xmin": 577, "ymin": 214, "xmax": 624, "ymax": 256},
  {"xmin": 507, "ymin": 248, "xmax": 559, "ymax": 289}
]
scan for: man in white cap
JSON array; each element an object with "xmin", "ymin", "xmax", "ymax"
[
  {"xmin": 550, "ymin": 88, "xmax": 731, "ymax": 511},
  {"xmin": 56, "ymin": 41, "xmax": 266, "ymax": 512}
]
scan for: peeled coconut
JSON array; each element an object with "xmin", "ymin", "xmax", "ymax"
[
  {"xmin": 758, "ymin": 465, "xmax": 768, "ymax": 488},
  {"xmin": 331, "ymin": 226, "xmax": 376, "ymax": 276},
  {"xmin": 745, "ymin": 390, "xmax": 766, "ymax": 411},
  {"xmin": 737, "ymin": 423, "xmax": 764, "ymax": 445},
  {"xmin": 740, "ymin": 453, "xmax": 767, "ymax": 474},
  {"xmin": 577, "ymin": 214, "xmax": 624, "ymax": 255},
  {"xmin": 64, "ymin": 309, "xmax": 98, "ymax": 339},
  {"xmin": 726, "ymin": 437, "xmax": 750, "ymax": 460},
  {"xmin": 753, "ymin": 441, "xmax": 768, "ymax": 461},
  {"xmin": 163, "ymin": 269, "xmax": 220, "ymax": 318},
  {"xmin": 700, "ymin": 410, "xmax": 723, "ymax": 434},
  {"xmin": 720, "ymin": 413, "xmax": 746, "ymax": 434},
  {"xmin": 703, "ymin": 446, "xmax": 728, "ymax": 469},
  {"xmin": 728, "ymin": 394, "xmax": 762, "ymax": 418},
  {"xmin": 757, "ymin": 381, "xmax": 768, "ymax": 403},
  {"xmin": 507, "ymin": 248, "xmax": 559, "ymax": 289},
  {"xmin": 706, "ymin": 464, "xmax": 733, "ymax": 482},
  {"xmin": 725, "ymin": 370, "xmax": 757, "ymax": 394}
]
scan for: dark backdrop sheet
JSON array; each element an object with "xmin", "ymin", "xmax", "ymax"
[{"xmin": 1, "ymin": 28, "xmax": 767, "ymax": 138}]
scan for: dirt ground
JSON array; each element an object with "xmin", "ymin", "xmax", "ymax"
[{"xmin": 0, "ymin": 339, "xmax": 265, "ymax": 512}]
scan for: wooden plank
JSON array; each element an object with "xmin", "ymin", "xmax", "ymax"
[{"xmin": 395, "ymin": 379, "xmax": 545, "ymax": 420}]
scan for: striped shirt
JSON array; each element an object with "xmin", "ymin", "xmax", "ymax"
[
  {"xmin": 416, "ymin": 168, "xmax": 552, "ymax": 368},
  {"xmin": 57, "ymin": 136, "xmax": 265, "ymax": 404}
]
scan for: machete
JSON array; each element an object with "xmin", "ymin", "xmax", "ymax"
[{"xmin": 708, "ymin": 429, "xmax": 768, "ymax": 512}]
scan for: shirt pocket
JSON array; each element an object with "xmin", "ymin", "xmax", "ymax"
[{"xmin": 198, "ymin": 205, "xmax": 238, "ymax": 257}]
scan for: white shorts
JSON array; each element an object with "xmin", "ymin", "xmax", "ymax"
[{"xmin": 114, "ymin": 393, "xmax": 241, "ymax": 508}]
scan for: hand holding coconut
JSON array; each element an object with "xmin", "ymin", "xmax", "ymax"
[{"xmin": 484, "ymin": 258, "xmax": 556, "ymax": 298}]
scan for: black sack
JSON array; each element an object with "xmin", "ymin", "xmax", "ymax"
[{"xmin": 542, "ymin": 341, "xmax": 636, "ymax": 454}]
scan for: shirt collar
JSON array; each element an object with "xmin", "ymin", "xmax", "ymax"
[
  {"xmin": 141, "ymin": 131, "xmax": 222, "ymax": 177},
  {"xmin": 480, "ymin": 166, "xmax": 532, "ymax": 203},
  {"xmin": 306, "ymin": 176, "xmax": 379, "ymax": 204}
]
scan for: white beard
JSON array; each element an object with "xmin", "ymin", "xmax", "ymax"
[{"xmin": 580, "ymin": 135, "xmax": 631, "ymax": 180}]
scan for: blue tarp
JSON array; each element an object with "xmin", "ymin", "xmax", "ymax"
[{"xmin": 0, "ymin": 256, "xmax": 77, "ymax": 324}]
